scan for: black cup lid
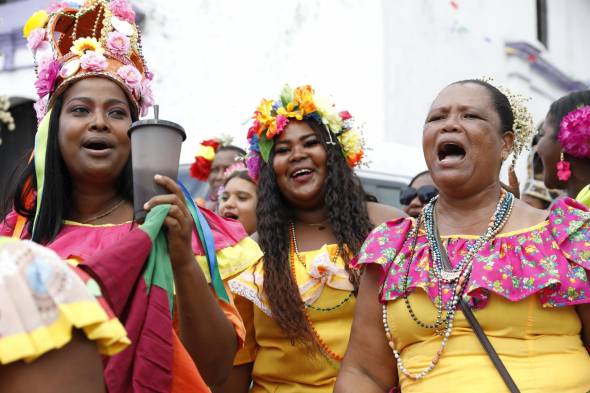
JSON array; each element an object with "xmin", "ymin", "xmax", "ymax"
[
  {"xmin": 127, "ymin": 105, "xmax": 186, "ymax": 141},
  {"xmin": 128, "ymin": 119, "xmax": 186, "ymax": 141}
]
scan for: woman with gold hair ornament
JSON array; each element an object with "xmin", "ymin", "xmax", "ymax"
[
  {"xmin": 1, "ymin": 1, "xmax": 262, "ymax": 391},
  {"xmin": 537, "ymin": 90, "xmax": 590, "ymax": 208},
  {"xmin": 222, "ymin": 84, "xmax": 403, "ymax": 392},
  {"xmin": 335, "ymin": 79, "xmax": 590, "ymax": 392}
]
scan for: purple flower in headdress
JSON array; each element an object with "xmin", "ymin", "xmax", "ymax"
[
  {"xmin": 35, "ymin": 58, "xmax": 60, "ymax": 98},
  {"xmin": 109, "ymin": 0, "xmax": 136, "ymax": 23},
  {"xmin": 27, "ymin": 28, "xmax": 46, "ymax": 51},
  {"xmin": 139, "ymin": 78, "xmax": 155, "ymax": 117},
  {"xmin": 246, "ymin": 152, "xmax": 262, "ymax": 181}
]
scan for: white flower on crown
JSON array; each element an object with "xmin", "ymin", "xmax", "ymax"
[{"xmin": 314, "ymin": 94, "xmax": 343, "ymax": 134}]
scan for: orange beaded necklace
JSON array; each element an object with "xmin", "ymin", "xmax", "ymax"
[{"xmin": 288, "ymin": 227, "xmax": 345, "ymax": 363}]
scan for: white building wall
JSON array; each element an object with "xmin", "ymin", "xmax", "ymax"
[{"xmin": 1, "ymin": 0, "xmax": 588, "ymax": 178}]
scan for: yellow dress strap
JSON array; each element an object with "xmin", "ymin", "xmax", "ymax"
[
  {"xmin": 576, "ymin": 184, "xmax": 590, "ymax": 208},
  {"xmin": 195, "ymin": 236, "xmax": 263, "ymax": 283}
]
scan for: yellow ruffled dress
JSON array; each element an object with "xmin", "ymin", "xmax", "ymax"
[
  {"xmin": 355, "ymin": 198, "xmax": 590, "ymax": 392},
  {"xmin": 229, "ymin": 244, "xmax": 356, "ymax": 392}
]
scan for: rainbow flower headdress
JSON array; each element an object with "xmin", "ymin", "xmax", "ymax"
[
  {"xmin": 24, "ymin": 0, "xmax": 154, "ymax": 121},
  {"xmin": 190, "ymin": 135, "xmax": 234, "ymax": 181},
  {"xmin": 245, "ymin": 84, "xmax": 365, "ymax": 181}
]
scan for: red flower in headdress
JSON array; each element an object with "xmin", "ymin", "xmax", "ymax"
[
  {"xmin": 201, "ymin": 139, "xmax": 221, "ymax": 151},
  {"xmin": 190, "ymin": 156, "xmax": 213, "ymax": 181}
]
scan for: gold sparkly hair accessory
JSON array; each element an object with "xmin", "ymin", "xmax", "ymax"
[{"xmin": 479, "ymin": 77, "xmax": 535, "ymax": 167}]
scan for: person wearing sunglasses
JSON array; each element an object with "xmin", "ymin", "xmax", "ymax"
[{"xmin": 399, "ymin": 170, "xmax": 438, "ymax": 217}]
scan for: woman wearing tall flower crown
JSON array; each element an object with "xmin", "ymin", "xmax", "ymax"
[
  {"xmin": 335, "ymin": 80, "xmax": 590, "ymax": 392},
  {"xmin": 536, "ymin": 90, "xmax": 590, "ymax": 208},
  {"xmin": 1, "ymin": 1, "xmax": 262, "ymax": 391},
  {"xmin": 223, "ymin": 85, "xmax": 403, "ymax": 392}
]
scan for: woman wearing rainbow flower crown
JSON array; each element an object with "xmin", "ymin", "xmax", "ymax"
[
  {"xmin": 225, "ymin": 85, "xmax": 403, "ymax": 392},
  {"xmin": 1, "ymin": 1, "xmax": 262, "ymax": 391},
  {"xmin": 537, "ymin": 90, "xmax": 590, "ymax": 208}
]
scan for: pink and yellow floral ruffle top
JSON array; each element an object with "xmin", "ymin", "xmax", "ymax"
[{"xmin": 354, "ymin": 197, "xmax": 590, "ymax": 309}]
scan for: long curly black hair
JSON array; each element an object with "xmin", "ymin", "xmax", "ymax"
[{"xmin": 256, "ymin": 118, "xmax": 374, "ymax": 345}]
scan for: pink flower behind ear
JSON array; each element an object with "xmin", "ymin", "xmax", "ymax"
[
  {"xmin": 559, "ymin": 106, "xmax": 590, "ymax": 159},
  {"xmin": 106, "ymin": 31, "xmax": 130, "ymax": 57},
  {"xmin": 35, "ymin": 58, "xmax": 60, "ymax": 98},
  {"xmin": 80, "ymin": 50, "xmax": 107, "ymax": 72}
]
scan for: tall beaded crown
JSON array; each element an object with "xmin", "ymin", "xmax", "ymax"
[{"xmin": 23, "ymin": 0, "xmax": 154, "ymax": 121}]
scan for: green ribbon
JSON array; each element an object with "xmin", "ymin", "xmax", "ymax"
[
  {"xmin": 31, "ymin": 109, "xmax": 52, "ymax": 239},
  {"xmin": 140, "ymin": 204, "xmax": 175, "ymax": 315}
]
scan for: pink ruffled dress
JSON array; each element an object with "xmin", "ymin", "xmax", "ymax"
[{"xmin": 354, "ymin": 197, "xmax": 590, "ymax": 392}]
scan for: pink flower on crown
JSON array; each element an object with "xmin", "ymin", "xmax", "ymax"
[
  {"xmin": 35, "ymin": 58, "xmax": 60, "ymax": 98},
  {"xmin": 139, "ymin": 78, "xmax": 154, "ymax": 117},
  {"xmin": 559, "ymin": 106, "xmax": 590, "ymax": 159},
  {"xmin": 27, "ymin": 28, "xmax": 46, "ymax": 51},
  {"xmin": 80, "ymin": 50, "xmax": 107, "ymax": 72},
  {"xmin": 47, "ymin": 1, "xmax": 69, "ymax": 13},
  {"xmin": 109, "ymin": 0, "xmax": 136, "ymax": 23},
  {"xmin": 275, "ymin": 115, "xmax": 288, "ymax": 134},
  {"xmin": 117, "ymin": 64, "xmax": 142, "ymax": 95},
  {"xmin": 106, "ymin": 31, "xmax": 130, "ymax": 57},
  {"xmin": 34, "ymin": 96, "xmax": 48, "ymax": 123}
]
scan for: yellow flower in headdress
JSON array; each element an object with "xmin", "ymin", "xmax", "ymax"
[
  {"xmin": 277, "ymin": 102, "xmax": 303, "ymax": 120},
  {"xmin": 293, "ymin": 85, "xmax": 316, "ymax": 116},
  {"xmin": 338, "ymin": 128, "xmax": 364, "ymax": 167},
  {"xmin": 23, "ymin": 10, "xmax": 49, "ymax": 38},
  {"xmin": 254, "ymin": 98, "xmax": 274, "ymax": 126},
  {"xmin": 195, "ymin": 144, "xmax": 216, "ymax": 161},
  {"xmin": 71, "ymin": 37, "xmax": 105, "ymax": 56}
]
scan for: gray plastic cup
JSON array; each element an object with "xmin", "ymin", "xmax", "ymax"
[{"xmin": 128, "ymin": 105, "xmax": 186, "ymax": 223}]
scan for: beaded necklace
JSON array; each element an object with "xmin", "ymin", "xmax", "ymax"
[
  {"xmin": 288, "ymin": 223, "xmax": 354, "ymax": 363},
  {"xmin": 288, "ymin": 222, "xmax": 354, "ymax": 312},
  {"xmin": 383, "ymin": 191, "xmax": 514, "ymax": 380}
]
